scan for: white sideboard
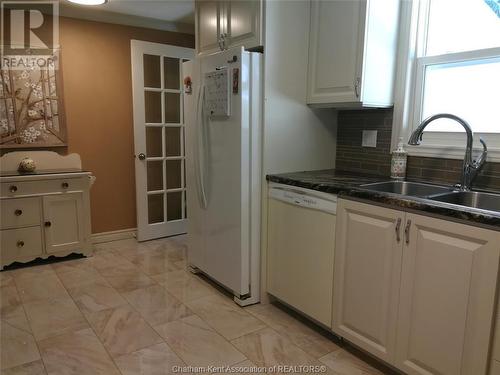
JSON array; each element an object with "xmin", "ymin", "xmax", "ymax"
[{"xmin": 0, "ymin": 152, "xmax": 93, "ymax": 269}]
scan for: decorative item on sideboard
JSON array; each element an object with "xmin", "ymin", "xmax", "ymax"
[{"xmin": 18, "ymin": 157, "xmax": 36, "ymax": 173}]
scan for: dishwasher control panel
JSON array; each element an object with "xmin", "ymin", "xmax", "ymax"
[{"xmin": 269, "ymin": 185, "xmax": 337, "ymax": 215}]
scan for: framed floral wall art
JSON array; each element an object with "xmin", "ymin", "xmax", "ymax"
[{"xmin": 0, "ymin": 52, "xmax": 67, "ymax": 149}]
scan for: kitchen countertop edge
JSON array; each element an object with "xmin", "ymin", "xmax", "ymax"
[{"xmin": 266, "ymin": 169, "xmax": 500, "ymax": 229}]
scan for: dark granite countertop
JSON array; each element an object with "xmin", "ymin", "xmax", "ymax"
[
  {"xmin": 267, "ymin": 169, "xmax": 500, "ymax": 229},
  {"xmin": 267, "ymin": 169, "xmax": 385, "ymax": 193}
]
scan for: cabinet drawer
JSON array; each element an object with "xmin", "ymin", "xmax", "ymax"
[
  {"xmin": 1, "ymin": 197, "xmax": 41, "ymax": 229},
  {"xmin": 1, "ymin": 178, "xmax": 86, "ymax": 198},
  {"xmin": 1, "ymin": 226, "xmax": 43, "ymax": 263}
]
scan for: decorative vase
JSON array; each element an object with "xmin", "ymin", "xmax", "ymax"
[
  {"xmin": 391, "ymin": 137, "xmax": 408, "ymax": 180},
  {"xmin": 18, "ymin": 157, "xmax": 36, "ymax": 173}
]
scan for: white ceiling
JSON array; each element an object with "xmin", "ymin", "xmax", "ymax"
[
  {"xmin": 60, "ymin": 0, "xmax": 195, "ymax": 33},
  {"xmin": 102, "ymin": 0, "xmax": 194, "ymax": 24}
]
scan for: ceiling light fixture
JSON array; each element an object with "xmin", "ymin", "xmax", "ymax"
[{"xmin": 66, "ymin": 0, "xmax": 108, "ymax": 5}]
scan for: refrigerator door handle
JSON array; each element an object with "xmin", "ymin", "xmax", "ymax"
[
  {"xmin": 196, "ymin": 84, "xmax": 209, "ymax": 209},
  {"xmin": 195, "ymin": 85, "xmax": 204, "ymax": 208}
]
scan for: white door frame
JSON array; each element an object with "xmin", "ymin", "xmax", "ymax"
[{"xmin": 131, "ymin": 40, "xmax": 194, "ymax": 241}]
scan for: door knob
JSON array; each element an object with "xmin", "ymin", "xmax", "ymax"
[{"xmin": 138, "ymin": 153, "xmax": 146, "ymax": 160}]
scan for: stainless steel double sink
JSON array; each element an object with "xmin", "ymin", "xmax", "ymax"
[{"xmin": 359, "ymin": 181, "xmax": 500, "ymax": 213}]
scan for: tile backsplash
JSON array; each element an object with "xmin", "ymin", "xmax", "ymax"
[
  {"xmin": 336, "ymin": 109, "xmax": 393, "ymax": 176},
  {"xmin": 406, "ymin": 157, "xmax": 500, "ymax": 190},
  {"xmin": 335, "ymin": 109, "xmax": 500, "ymax": 191}
]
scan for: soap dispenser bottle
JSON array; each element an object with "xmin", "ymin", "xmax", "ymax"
[{"xmin": 391, "ymin": 137, "xmax": 408, "ymax": 180}]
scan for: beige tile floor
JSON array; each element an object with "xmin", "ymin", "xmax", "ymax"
[{"xmin": 0, "ymin": 236, "xmax": 396, "ymax": 375}]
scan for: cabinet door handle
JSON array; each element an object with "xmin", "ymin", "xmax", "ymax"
[
  {"xmin": 222, "ymin": 32, "xmax": 228, "ymax": 49},
  {"xmin": 9, "ymin": 185, "xmax": 18, "ymax": 193},
  {"xmin": 17, "ymin": 240, "xmax": 24, "ymax": 248},
  {"xmin": 44, "ymin": 221, "xmax": 52, "ymax": 227},
  {"xmin": 354, "ymin": 77, "xmax": 361, "ymax": 98},
  {"xmin": 405, "ymin": 219, "xmax": 412, "ymax": 245},
  {"xmin": 395, "ymin": 218, "xmax": 402, "ymax": 242},
  {"xmin": 14, "ymin": 209, "xmax": 23, "ymax": 216},
  {"xmin": 61, "ymin": 182, "xmax": 69, "ymax": 189}
]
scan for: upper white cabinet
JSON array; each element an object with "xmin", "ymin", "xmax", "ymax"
[
  {"xmin": 307, "ymin": 0, "xmax": 400, "ymax": 107},
  {"xmin": 227, "ymin": 0, "xmax": 262, "ymax": 49},
  {"xmin": 195, "ymin": 0, "xmax": 263, "ymax": 55},
  {"xmin": 196, "ymin": 1, "xmax": 221, "ymax": 53},
  {"xmin": 334, "ymin": 199, "xmax": 500, "ymax": 375}
]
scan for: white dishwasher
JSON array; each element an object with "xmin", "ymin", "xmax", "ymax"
[{"xmin": 267, "ymin": 183, "xmax": 336, "ymax": 328}]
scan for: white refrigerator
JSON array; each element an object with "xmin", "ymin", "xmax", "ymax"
[{"xmin": 183, "ymin": 47, "xmax": 262, "ymax": 306}]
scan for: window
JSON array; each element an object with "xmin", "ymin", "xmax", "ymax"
[{"xmin": 395, "ymin": 0, "xmax": 500, "ymax": 160}]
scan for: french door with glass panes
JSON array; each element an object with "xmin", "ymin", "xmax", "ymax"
[{"xmin": 131, "ymin": 40, "xmax": 194, "ymax": 241}]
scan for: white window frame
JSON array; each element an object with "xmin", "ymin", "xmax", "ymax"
[{"xmin": 392, "ymin": 0, "xmax": 500, "ymax": 162}]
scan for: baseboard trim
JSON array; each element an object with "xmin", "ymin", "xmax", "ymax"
[{"xmin": 91, "ymin": 228, "xmax": 137, "ymax": 244}]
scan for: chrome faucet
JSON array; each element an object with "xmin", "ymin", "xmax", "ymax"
[{"xmin": 408, "ymin": 113, "xmax": 487, "ymax": 191}]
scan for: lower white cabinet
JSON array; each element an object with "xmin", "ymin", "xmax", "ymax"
[
  {"xmin": 396, "ymin": 213, "xmax": 499, "ymax": 375},
  {"xmin": 332, "ymin": 200, "xmax": 403, "ymax": 363},
  {"xmin": 333, "ymin": 199, "xmax": 500, "ymax": 375},
  {"xmin": 0, "ymin": 172, "xmax": 92, "ymax": 269},
  {"xmin": 42, "ymin": 193, "xmax": 86, "ymax": 254},
  {"xmin": 491, "ymin": 314, "xmax": 500, "ymax": 374}
]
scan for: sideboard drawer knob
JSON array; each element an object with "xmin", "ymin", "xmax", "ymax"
[
  {"xmin": 44, "ymin": 221, "xmax": 52, "ymax": 227},
  {"xmin": 10, "ymin": 185, "xmax": 18, "ymax": 193},
  {"xmin": 61, "ymin": 182, "xmax": 69, "ymax": 189},
  {"xmin": 17, "ymin": 240, "xmax": 25, "ymax": 248},
  {"xmin": 14, "ymin": 209, "xmax": 23, "ymax": 216}
]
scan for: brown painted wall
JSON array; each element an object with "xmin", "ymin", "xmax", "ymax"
[
  {"xmin": 336, "ymin": 109, "xmax": 500, "ymax": 191},
  {"xmin": 59, "ymin": 17, "xmax": 194, "ymax": 233}
]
